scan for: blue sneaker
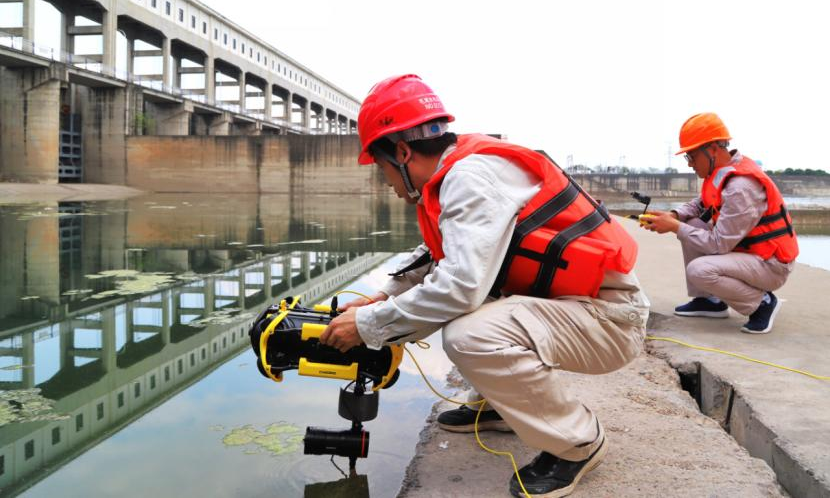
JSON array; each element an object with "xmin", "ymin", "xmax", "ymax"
[
  {"xmin": 741, "ymin": 293, "xmax": 781, "ymax": 334},
  {"xmin": 674, "ymin": 297, "xmax": 729, "ymax": 318}
]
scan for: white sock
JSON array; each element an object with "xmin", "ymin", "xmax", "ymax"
[
  {"xmin": 706, "ymin": 296, "xmax": 722, "ymax": 304},
  {"xmin": 761, "ymin": 292, "xmax": 771, "ymax": 305}
]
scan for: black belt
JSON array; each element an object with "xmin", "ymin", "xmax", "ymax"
[{"xmin": 736, "ymin": 204, "xmax": 794, "ymax": 249}]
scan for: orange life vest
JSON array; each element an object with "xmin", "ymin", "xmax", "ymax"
[
  {"xmin": 415, "ymin": 134, "xmax": 637, "ymax": 298},
  {"xmin": 701, "ymin": 155, "xmax": 798, "ymax": 263}
]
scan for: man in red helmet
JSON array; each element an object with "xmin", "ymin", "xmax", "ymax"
[
  {"xmin": 641, "ymin": 113, "xmax": 798, "ymax": 334},
  {"xmin": 320, "ymin": 74, "xmax": 649, "ymax": 497}
]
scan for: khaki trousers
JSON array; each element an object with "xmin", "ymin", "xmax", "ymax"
[
  {"xmin": 681, "ymin": 219, "xmax": 791, "ymax": 315},
  {"xmin": 442, "ymin": 287, "xmax": 646, "ymax": 462}
]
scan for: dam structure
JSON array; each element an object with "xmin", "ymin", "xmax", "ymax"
[{"xmin": 0, "ymin": 0, "xmax": 361, "ymax": 185}]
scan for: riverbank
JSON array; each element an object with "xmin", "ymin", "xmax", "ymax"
[
  {"xmin": 398, "ymin": 216, "xmax": 828, "ymax": 497},
  {"xmin": 0, "ymin": 183, "xmax": 145, "ymax": 203}
]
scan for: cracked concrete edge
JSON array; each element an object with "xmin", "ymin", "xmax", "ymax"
[
  {"xmin": 702, "ymin": 365, "xmax": 827, "ymax": 497},
  {"xmin": 645, "ymin": 314, "xmax": 829, "ymax": 498},
  {"xmin": 396, "ymin": 351, "xmax": 787, "ymax": 498}
]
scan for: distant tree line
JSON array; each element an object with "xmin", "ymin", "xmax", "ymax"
[
  {"xmin": 767, "ymin": 168, "xmax": 828, "ymax": 176},
  {"xmin": 567, "ymin": 165, "xmax": 828, "ymax": 176}
]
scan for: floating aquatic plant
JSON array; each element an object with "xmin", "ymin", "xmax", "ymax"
[
  {"xmin": 0, "ymin": 389, "xmax": 68, "ymax": 427},
  {"xmin": 85, "ymin": 270, "xmax": 177, "ymax": 299},
  {"xmin": 221, "ymin": 422, "xmax": 303, "ymax": 456},
  {"xmin": 187, "ymin": 309, "xmax": 255, "ymax": 328}
]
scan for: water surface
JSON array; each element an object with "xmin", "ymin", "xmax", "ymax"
[{"xmin": 1, "ymin": 194, "xmax": 456, "ymax": 498}]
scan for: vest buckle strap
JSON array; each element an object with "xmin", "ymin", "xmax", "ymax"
[
  {"xmin": 530, "ymin": 205, "xmax": 609, "ymax": 297},
  {"xmin": 737, "ymin": 227, "xmax": 793, "ymax": 249}
]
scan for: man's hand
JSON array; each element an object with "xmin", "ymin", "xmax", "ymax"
[
  {"xmin": 641, "ymin": 210, "xmax": 681, "ymax": 234},
  {"xmin": 319, "ymin": 307, "xmax": 363, "ymax": 353}
]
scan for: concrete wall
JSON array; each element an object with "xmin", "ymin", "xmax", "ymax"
[
  {"xmin": 125, "ymin": 134, "xmax": 382, "ymax": 194},
  {"xmin": 78, "ymin": 85, "xmax": 143, "ymax": 185},
  {"xmin": 770, "ymin": 174, "xmax": 830, "ymax": 196},
  {"xmin": 572, "ymin": 173, "xmax": 830, "ymax": 197},
  {"xmin": 0, "ymin": 66, "xmax": 62, "ymax": 183},
  {"xmin": 571, "ymin": 173, "xmax": 701, "ymax": 195}
]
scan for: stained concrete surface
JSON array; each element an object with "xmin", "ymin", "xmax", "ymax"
[{"xmin": 399, "ymin": 216, "xmax": 828, "ymax": 497}]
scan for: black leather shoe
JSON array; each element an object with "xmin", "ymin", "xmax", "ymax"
[
  {"xmin": 509, "ymin": 435, "xmax": 608, "ymax": 497},
  {"xmin": 436, "ymin": 405, "xmax": 512, "ymax": 433}
]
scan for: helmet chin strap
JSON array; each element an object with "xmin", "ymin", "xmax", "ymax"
[
  {"xmin": 702, "ymin": 146, "xmax": 716, "ymax": 176},
  {"xmin": 376, "ymin": 149, "xmax": 421, "ymax": 200}
]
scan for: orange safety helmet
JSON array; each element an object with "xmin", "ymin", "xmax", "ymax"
[
  {"xmin": 357, "ymin": 74, "xmax": 454, "ymax": 165},
  {"xmin": 675, "ymin": 112, "xmax": 732, "ymax": 155}
]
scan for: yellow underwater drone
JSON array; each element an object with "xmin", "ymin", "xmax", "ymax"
[{"xmin": 248, "ymin": 295, "xmax": 403, "ymax": 472}]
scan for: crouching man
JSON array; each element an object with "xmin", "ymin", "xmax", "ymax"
[
  {"xmin": 641, "ymin": 113, "xmax": 798, "ymax": 334},
  {"xmin": 321, "ymin": 74, "xmax": 649, "ymax": 497}
]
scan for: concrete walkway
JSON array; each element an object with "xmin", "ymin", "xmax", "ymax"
[
  {"xmin": 399, "ymin": 217, "xmax": 828, "ymax": 497},
  {"xmin": 0, "ymin": 182, "xmax": 144, "ymax": 203},
  {"xmin": 628, "ymin": 218, "xmax": 830, "ymax": 498}
]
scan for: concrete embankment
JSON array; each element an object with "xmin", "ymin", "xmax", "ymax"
[
  {"xmin": 399, "ymin": 217, "xmax": 828, "ymax": 497},
  {"xmin": 0, "ymin": 182, "xmax": 144, "ymax": 203}
]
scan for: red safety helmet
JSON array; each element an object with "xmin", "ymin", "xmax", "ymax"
[
  {"xmin": 675, "ymin": 112, "xmax": 732, "ymax": 155},
  {"xmin": 357, "ymin": 74, "xmax": 454, "ymax": 165}
]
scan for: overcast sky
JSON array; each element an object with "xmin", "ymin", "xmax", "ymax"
[
  {"xmin": 194, "ymin": 0, "xmax": 829, "ymax": 172},
  {"xmin": 13, "ymin": 0, "xmax": 830, "ymax": 171}
]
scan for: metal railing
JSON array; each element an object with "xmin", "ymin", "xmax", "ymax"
[{"xmin": 0, "ymin": 30, "xmax": 344, "ymax": 136}]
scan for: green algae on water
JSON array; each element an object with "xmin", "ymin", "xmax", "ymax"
[
  {"xmin": 222, "ymin": 422, "xmax": 303, "ymax": 456},
  {"xmin": 0, "ymin": 389, "xmax": 68, "ymax": 427},
  {"xmin": 85, "ymin": 270, "xmax": 177, "ymax": 298}
]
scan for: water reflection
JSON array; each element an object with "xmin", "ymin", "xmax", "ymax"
[{"xmin": 0, "ymin": 194, "xmax": 428, "ymax": 497}]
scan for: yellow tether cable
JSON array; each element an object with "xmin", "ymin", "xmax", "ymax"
[
  {"xmin": 333, "ymin": 289, "xmax": 375, "ymax": 302},
  {"xmin": 646, "ymin": 335, "xmax": 830, "ymax": 381},
  {"xmin": 328, "ymin": 290, "xmax": 826, "ymax": 498},
  {"xmin": 404, "ymin": 343, "xmax": 531, "ymax": 498},
  {"xmin": 330, "ymin": 290, "xmax": 528, "ymax": 495}
]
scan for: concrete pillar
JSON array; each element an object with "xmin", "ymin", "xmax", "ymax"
[
  {"xmin": 207, "ymin": 112, "xmax": 232, "ymax": 135},
  {"xmin": 22, "ymin": 0, "xmax": 35, "ymax": 42},
  {"xmin": 60, "ymin": 7, "xmax": 75, "ymax": 57},
  {"xmin": 204, "ymin": 56, "xmax": 215, "ymax": 105},
  {"xmin": 264, "ymin": 83, "xmax": 273, "ymax": 120},
  {"xmin": 100, "ymin": 308, "xmax": 117, "ymax": 372},
  {"xmin": 262, "ymin": 261, "xmax": 273, "ymax": 300},
  {"xmin": 238, "ymin": 72, "xmax": 246, "ymax": 112},
  {"xmin": 203, "ymin": 277, "xmax": 215, "ymax": 314},
  {"xmin": 161, "ymin": 37, "xmax": 171, "ymax": 90},
  {"xmin": 101, "ymin": 8, "xmax": 117, "ymax": 74},
  {"xmin": 173, "ymin": 56, "xmax": 182, "ymax": 89},
  {"xmin": 125, "ymin": 302, "xmax": 136, "ymax": 344},
  {"xmin": 126, "ymin": 38, "xmax": 135, "ymax": 77},
  {"xmin": 322, "ymin": 108, "xmax": 329, "ymax": 132},
  {"xmin": 161, "ymin": 290, "xmax": 171, "ymax": 345},
  {"xmin": 26, "ymin": 214, "xmax": 60, "ymax": 305},
  {"xmin": 22, "ymin": 332, "xmax": 34, "ymax": 388},
  {"xmin": 143, "ymin": 101, "xmax": 191, "ymax": 135},
  {"xmin": 284, "ymin": 92, "xmax": 292, "ymax": 121},
  {"xmin": 237, "ymin": 269, "xmax": 246, "ymax": 308},
  {"xmin": 59, "ymin": 321, "xmax": 71, "ymax": 370},
  {"xmin": 302, "ymin": 100, "xmax": 311, "ymax": 129},
  {"xmin": 0, "ymin": 67, "xmax": 61, "ymax": 183},
  {"xmin": 302, "ymin": 253, "xmax": 311, "ymax": 281}
]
